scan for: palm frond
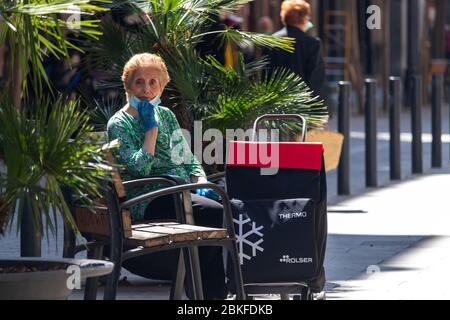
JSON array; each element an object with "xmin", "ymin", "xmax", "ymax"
[
  {"xmin": 8, "ymin": 0, "xmax": 110, "ymax": 16},
  {"xmin": 1, "ymin": 0, "xmax": 110, "ymax": 99},
  {"xmin": 211, "ymin": 28, "xmax": 295, "ymax": 52},
  {"xmin": 192, "ymin": 55, "xmax": 328, "ymax": 133},
  {"xmin": 130, "ymin": 0, "xmax": 251, "ymax": 17},
  {"xmin": 0, "ymin": 96, "xmax": 111, "ymax": 236},
  {"xmin": 84, "ymin": 94, "xmax": 125, "ymax": 131}
]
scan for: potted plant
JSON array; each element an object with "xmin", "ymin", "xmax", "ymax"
[
  {"xmin": 0, "ymin": 257, "xmax": 114, "ymax": 300},
  {"xmin": 0, "ymin": 0, "xmax": 114, "ymax": 300},
  {"xmin": 0, "ymin": 95, "xmax": 116, "ymax": 299}
]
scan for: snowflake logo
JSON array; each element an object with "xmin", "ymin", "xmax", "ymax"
[
  {"xmin": 233, "ymin": 214, "xmax": 264, "ymax": 264},
  {"xmin": 279, "ymin": 255, "xmax": 290, "ymax": 263}
]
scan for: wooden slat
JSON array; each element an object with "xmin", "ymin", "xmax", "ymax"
[
  {"xmin": 125, "ymin": 230, "xmax": 171, "ymax": 248},
  {"xmin": 132, "ymin": 223, "xmax": 162, "ymax": 229},
  {"xmin": 132, "ymin": 225, "xmax": 199, "ymax": 242},
  {"xmin": 133, "ymin": 223, "xmax": 228, "ymax": 240},
  {"xmin": 104, "ymin": 151, "xmax": 126, "ymax": 198},
  {"xmin": 132, "ymin": 222, "xmax": 180, "ymax": 229},
  {"xmin": 122, "ymin": 210, "xmax": 132, "ymax": 237},
  {"xmin": 99, "ymin": 139, "xmax": 126, "ymax": 198},
  {"xmin": 75, "ymin": 207, "xmax": 132, "ymax": 237},
  {"xmin": 169, "ymin": 224, "xmax": 228, "ymax": 239},
  {"xmin": 140, "ymin": 221, "xmax": 228, "ymax": 239},
  {"xmin": 95, "ymin": 197, "xmax": 107, "ymax": 206},
  {"xmin": 75, "ymin": 208, "xmax": 107, "ymax": 236}
]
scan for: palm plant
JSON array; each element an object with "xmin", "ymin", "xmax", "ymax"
[
  {"xmin": 0, "ymin": 0, "xmax": 110, "ymax": 109},
  {"xmin": 193, "ymin": 55, "xmax": 328, "ymax": 133},
  {"xmin": 0, "ymin": 96, "xmax": 111, "ymax": 236},
  {"xmin": 84, "ymin": 0, "xmax": 329, "ymax": 132},
  {"xmin": 0, "ymin": 1, "xmax": 112, "ymax": 235},
  {"xmin": 83, "ymin": 91, "xmax": 125, "ymax": 131}
]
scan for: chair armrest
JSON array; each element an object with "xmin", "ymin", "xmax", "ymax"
[
  {"xmin": 122, "ymin": 177, "xmax": 178, "ymax": 189},
  {"xmin": 155, "ymin": 174, "xmax": 187, "ymax": 185},
  {"xmin": 121, "ymin": 183, "xmax": 237, "ymax": 238},
  {"xmin": 206, "ymin": 172, "xmax": 225, "ymax": 183},
  {"xmin": 126, "ymin": 174, "xmax": 187, "ymax": 187}
]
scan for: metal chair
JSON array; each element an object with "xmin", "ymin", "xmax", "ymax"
[{"xmin": 64, "ymin": 140, "xmax": 244, "ymax": 300}]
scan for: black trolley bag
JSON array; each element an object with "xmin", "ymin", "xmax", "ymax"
[{"xmin": 225, "ymin": 115, "xmax": 327, "ymax": 299}]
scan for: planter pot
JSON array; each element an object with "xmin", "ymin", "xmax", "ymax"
[{"xmin": 0, "ymin": 257, "xmax": 114, "ymax": 300}]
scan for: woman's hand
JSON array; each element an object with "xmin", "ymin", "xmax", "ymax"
[
  {"xmin": 138, "ymin": 100, "xmax": 158, "ymax": 131},
  {"xmin": 193, "ymin": 176, "xmax": 220, "ymax": 201},
  {"xmin": 192, "ymin": 175, "xmax": 207, "ymax": 184}
]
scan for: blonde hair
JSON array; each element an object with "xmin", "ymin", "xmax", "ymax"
[
  {"xmin": 280, "ymin": 0, "xmax": 311, "ymax": 27},
  {"xmin": 121, "ymin": 53, "xmax": 170, "ymax": 91}
]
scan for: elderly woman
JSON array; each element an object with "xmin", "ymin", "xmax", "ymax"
[{"xmin": 107, "ymin": 53, "xmax": 226, "ymax": 299}]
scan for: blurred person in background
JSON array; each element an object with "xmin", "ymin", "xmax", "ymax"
[
  {"xmin": 258, "ymin": 16, "xmax": 274, "ymax": 34},
  {"xmin": 267, "ymin": 0, "xmax": 325, "ymax": 101}
]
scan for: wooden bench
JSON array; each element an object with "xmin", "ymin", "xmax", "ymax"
[{"xmin": 67, "ymin": 139, "xmax": 244, "ymax": 300}]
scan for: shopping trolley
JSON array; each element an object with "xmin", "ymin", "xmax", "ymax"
[{"xmin": 226, "ymin": 114, "xmax": 327, "ymax": 300}]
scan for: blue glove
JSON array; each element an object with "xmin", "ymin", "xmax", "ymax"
[
  {"xmin": 129, "ymin": 95, "xmax": 159, "ymax": 131},
  {"xmin": 137, "ymin": 99, "xmax": 158, "ymax": 131},
  {"xmin": 196, "ymin": 187, "xmax": 221, "ymax": 201}
]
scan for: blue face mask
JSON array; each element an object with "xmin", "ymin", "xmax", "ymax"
[{"xmin": 129, "ymin": 95, "xmax": 161, "ymax": 110}]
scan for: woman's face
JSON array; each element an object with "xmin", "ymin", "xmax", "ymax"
[{"xmin": 127, "ymin": 65, "xmax": 164, "ymax": 101}]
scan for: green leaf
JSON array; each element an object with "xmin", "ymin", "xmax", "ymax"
[
  {"xmin": 1, "ymin": 0, "xmax": 110, "ymax": 101},
  {"xmin": 0, "ymin": 11, "xmax": 17, "ymax": 32},
  {"xmin": 0, "ymin": 95, "xmax": 112, "ymax": 236}
]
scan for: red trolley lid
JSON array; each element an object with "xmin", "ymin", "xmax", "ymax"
[{"xmin": 227, "ymin": 141, "xmax": 324, "ymax": 171}]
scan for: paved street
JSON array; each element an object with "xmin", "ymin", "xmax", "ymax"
[
  {"xmin": 325, "ymin": 166, "xmax": 450, "ymax": 300},
  {"xmin": 2, "ymin": 105, "xmax": 450, "ymax": 300}
]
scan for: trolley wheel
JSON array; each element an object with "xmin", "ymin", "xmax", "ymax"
[{"xmin": 301, "ymin": 287, "xmax": 314, "ymax": 300}]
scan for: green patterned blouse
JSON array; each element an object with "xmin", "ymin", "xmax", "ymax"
[{"xmin": 107, "ymin": 106, "xmax": 206, "ymax": 221}]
